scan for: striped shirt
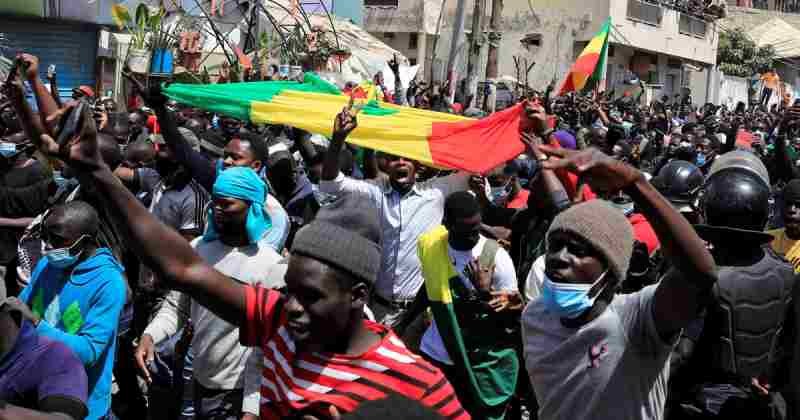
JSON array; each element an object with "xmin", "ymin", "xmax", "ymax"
[{"xmin": 241, "ymin": 286, "xmax": 470, "ymax": 420}]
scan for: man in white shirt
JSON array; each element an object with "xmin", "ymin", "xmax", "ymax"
[
  {"xmin": 319, "ymin": 109, "xmax": 470, "ymax": 327},
  {"xmin": 135, "ymin": 167, "xmax": 282, "ymax": 420}
]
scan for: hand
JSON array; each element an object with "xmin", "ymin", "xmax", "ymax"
[
  {"xmin": 302, "ymin": 405, "xmax": 341, "ymax": 420},
  {"xmin": 489, "ymin": 290, "xmax": 523, "ymax": 312},
  {"xmin": 469, "ymin": 175, "xmax": 488, "ymax": 200},
  {"xmin": 388, "ymin": 53, "xmax": 400, "ymax": 76},
  {"xmin": 751, "ymin": 377, "xmax": 770, "ymax": 396},
  {"xmin": 95, "ymin": 110, "xmax": 109, "ymax": 132},
  {"xmin": 332, "ymin": 97, "xmax": 358, "ymax": 141},
  {"xmin": 40, "ymin": 101, "xmax": 104, "ymax": 172},
  {"xmin": 465, "ymin": 258, "xmax": 494, "ymax": 292},
  {"xmin": 242, "ymin": 414, "xmax": 259, "ymax": 420},
  {"xmin": 123, "ymin": 71, "xmax": 168, "ymax": 109},
  {"xmin": 134, "ymin": 334, "xmax": 156, "ymax": 384},
  {"xmin": 17, "ymin": 53, "xmax": 39, "ymax": 81},
  {"xmin": 538, "ymin": 146, "xmax": 644, "ymax": 195},
  {"xmin": 520, "ymin": 131, "xmax": 546, "ymax": 160},
  {"xmin": 3, "ymin": 297, "xmax": 39, "ymax": 325}
]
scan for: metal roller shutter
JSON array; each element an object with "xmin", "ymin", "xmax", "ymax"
[{"xmin": 1, "ymin": 19, "xmax": 97, "ymax": 102}]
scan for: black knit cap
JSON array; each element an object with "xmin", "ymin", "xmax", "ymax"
[{"xmin": 291, "ymin": 206, "xmax": 381, "ymax": 285}]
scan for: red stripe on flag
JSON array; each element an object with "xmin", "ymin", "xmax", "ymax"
[
  {"xmin": 572, "ymin": 52, "xmax": 602, "ymax": 74},
  {"xmin": 428, "ymin": 103, "xmax": 526, "ymax": 174}
]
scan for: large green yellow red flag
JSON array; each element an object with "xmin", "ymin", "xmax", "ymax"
[
  {"xmin": 163, "ymin": 73, "xmax": 526, "ymax": 174},
  {"xmin": 559, "ymin": 18, "xmax": 611, "ymax": 95}
]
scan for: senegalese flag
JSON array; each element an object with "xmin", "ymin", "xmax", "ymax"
[
  {"xmin": 417, "ymin": 226, "xmax": 518, "ymax": 419},
  {"xmin": 162, "ymin": 73, "xmax": 526, "ymax": 174},
  {"xmin": 559, "ymin": 17, "xmax": 611, "ymax": 95}
]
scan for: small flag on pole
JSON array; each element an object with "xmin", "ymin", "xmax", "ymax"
[{"xmin": 559, "ymin": 18, "xmax": 611, "ymax": 96}]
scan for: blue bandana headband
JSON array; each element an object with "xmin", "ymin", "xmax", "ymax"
[{"xmin": 204, "ymin": 166, "xmax": 272, "ymax": 244}]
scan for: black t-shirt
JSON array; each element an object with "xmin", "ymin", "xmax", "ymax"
[{"xmin": 0, "ymin": 161, "xmax": 54, "ymax": 264}]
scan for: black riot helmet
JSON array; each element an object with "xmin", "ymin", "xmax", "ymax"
[
  {"xmin": 695, "ymin": 151, "xmax": 773, "ymax": 244},
  {"xmin": 652, "ymin": 160, "xmax": 704, "ymax": 209}
]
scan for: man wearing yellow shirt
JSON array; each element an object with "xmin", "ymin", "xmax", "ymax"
[
  {"xmin": 760, "ymin": 68, "xmax": 780, "ymax": 107},
  {"xmin": 769, "ymin": 180, "xmax": 800, "ymax": 271}
]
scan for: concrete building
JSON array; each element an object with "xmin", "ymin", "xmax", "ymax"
[
  {"xmin": 518, "ymin": 0, "xmax": 720, "ymax": 102},
  {"xmin": 364, "ymin": 0, "xmax": 720, "ymax": 103},
  {"xmin": 363, "ymin": 0, "xmax": 444, "ymax": 79},
  {"xmin": 727, "ymin": 0, "xmax": 800, "ymax": 13}
]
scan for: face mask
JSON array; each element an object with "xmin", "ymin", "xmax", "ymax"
[
  {"xmin": 0, "ymin": 142, "xmax": 17, "ymax": 158},
  {"xmin": 696, "ymin": 152, "xmax": 706, "ymax": 166},
  {"xmin": 490, "ymin": 182, "xmax": 511, "ymax": 205},
  {"xmin": 42, "ymin": 234, "xmax": 88, "ymax": 270},
  {"xmin": 540, "ymin": 270, "xmax": 609, "ymax": 319},
  {"xmin": 311, "ymin": 183, "xmax": 336, "ymax": 207}
]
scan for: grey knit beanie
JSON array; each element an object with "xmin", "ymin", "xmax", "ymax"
[
  {"xmin": 291, "ymin": 207, "xmax": 381, "ymax": 286},
  {"xmin": 547, "ymin": 200, "xmax": 634, "ymax": 282}
]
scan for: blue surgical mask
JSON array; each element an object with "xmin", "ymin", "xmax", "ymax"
[
  {"xmin": 42, "ymin": 235, "xmax": 87, "ymax": 270},
  {"xmin": 0, "ymin": 142, "xmax": 17, "ymax": 158},
  {"xmin": 490, "ymin": 182, "xmax": 511, "ymax": 205},
  {"xmin": 696, "ymin": 152, "xmax": 706, "ymax": 166},
  {"xmin": 540, "ymin": 270, "xmax": 609, "ymax": 319}
]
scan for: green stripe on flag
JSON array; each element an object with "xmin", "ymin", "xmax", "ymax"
[{"xmin": 162, "ymin": 72, "xmax": 343, "ymax": 121}]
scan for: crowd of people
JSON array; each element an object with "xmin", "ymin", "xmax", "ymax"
[{"xmin": 1, "ymin": 48, "xmax": 800, "ymax": 420}]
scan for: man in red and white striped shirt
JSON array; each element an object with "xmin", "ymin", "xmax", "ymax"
[{"xmin": 239, "ymin": 207, "xmax": 468, "ymax": 420}]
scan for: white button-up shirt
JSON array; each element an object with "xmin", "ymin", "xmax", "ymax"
[{"xmin": 320, "ymin": 172, "xmax": 470, "ymax": 300}]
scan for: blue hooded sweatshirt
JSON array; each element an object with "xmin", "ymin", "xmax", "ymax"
[{"xmin": 19, "ymin": 248, "xmax": 126, "ymax": 420}]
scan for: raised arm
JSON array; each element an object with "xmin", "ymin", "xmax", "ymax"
[
  {"xmin": 19, "ymin": 54, "xmax": 60, "ymax": 135},
  {"xmin": 42, "ymin": 104, "xmax": 246, "ymax": 327},
  {"xmin": 540, "ymin": 146, "xmax": 717, "ymax": 340},
  {"xmin": 130, "ymin": 77, "xmax": 218, "ymax": 191},
  {"xmin": 46, "ymin": 68, "xmax": 62, "ymax": 108},
  {"xmin": 322, "ymin": 105, "xmax": 357, "ymax": 181},
  {"xmin": 4, "ymin": 73, "xmax": 47, "ymax": 151}
]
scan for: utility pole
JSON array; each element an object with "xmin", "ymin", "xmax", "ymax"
[
  {"xmin": 485, "ymin": 0, "xmax": 503, "ymax": 79},
  {"xmin": 466, "ymin": 0, "xmax": 486, "ymax": 109},
  {"xmin": 446, "ymin": 0, "xmax": 468, "ymax": 103}
]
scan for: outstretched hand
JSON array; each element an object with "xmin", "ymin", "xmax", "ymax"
[
  {"xmin": 123, "ymin": 71, "xmax": 168, "ymax": 108},
  {"xmin": 538, "ymin": 146, "xmax": 643, "ymax": 195}
]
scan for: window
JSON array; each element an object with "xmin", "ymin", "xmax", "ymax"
[
  {"xmin": 365, "ymin": 0, "xmax": 399, "ymax": 6},
  {"xmin": 679, "ymin": 13, "xmax": 707, "ymax": 38},
  {"xmin": 409, "ymin": 33, "xmax": 418, "ymax": 50},
  {"xmin": 627, "ymin": 0, "xmax": 663, "ymax": 26}
]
